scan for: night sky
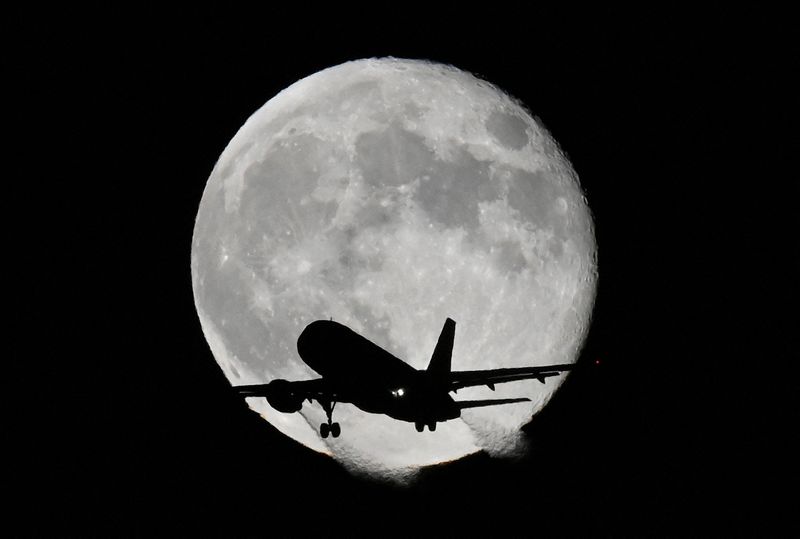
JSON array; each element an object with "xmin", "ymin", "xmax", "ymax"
[{"xmin": 11, "ymin": 7, "xmax": 795, "ymax": 536}]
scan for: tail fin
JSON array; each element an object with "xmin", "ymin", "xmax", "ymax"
[{"xmin": 427, "ymin": 318, "xmax": 456, "ymax": 380}]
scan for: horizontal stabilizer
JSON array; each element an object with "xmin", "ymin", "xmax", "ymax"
[{"xmin": 456, "ymin": 397, "xmax": 531, "ymax": 410}]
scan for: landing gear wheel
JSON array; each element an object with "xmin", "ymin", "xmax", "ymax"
[
  {"xmin": 318, "ymin": 399, "xmax": 339, "ymax": 439},
  {"xmin": 415, "ymin": 422, "xmax": 424, "ymax": 432},
  {"xmin": 428, "ymin": 422, "xmax": 437, "ymax": 432}
]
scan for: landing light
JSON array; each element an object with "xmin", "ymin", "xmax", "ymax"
[{"xmin": 392, "ymin": 388, "xmax": 405, "ymax": 398}]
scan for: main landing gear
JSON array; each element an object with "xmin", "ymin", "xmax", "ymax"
[
  {"xmin": 415, "ymin": 421, "xmax": 437, "ymax": 432},
  {"xmin": 319, "ymin": 399, "xmax": 340, "ymax": 439}
]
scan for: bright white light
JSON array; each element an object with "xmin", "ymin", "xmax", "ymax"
[{"xmin": 392, "ymin": 388, "xmax": 405, "ymax": 398}]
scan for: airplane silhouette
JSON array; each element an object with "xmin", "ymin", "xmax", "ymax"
[{"xmin": 235, "ymin": 318, "xmax": 573, "ymax": 438}]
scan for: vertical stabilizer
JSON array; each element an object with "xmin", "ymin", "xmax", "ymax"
[{"xmin": 427, "ymin": 318, "xmax": 456, "ymax": 380}]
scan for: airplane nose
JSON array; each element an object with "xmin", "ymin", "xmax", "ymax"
[{"xmin": 297, "ymin": 320, "xmax": 335, "ymax": 363}]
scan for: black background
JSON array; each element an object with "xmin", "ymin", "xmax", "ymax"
[{"xmin": 11, "ymin": 6, "xmax": 796, "ymax": 536}]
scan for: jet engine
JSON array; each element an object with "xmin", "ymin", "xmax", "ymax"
[{"xmin": 265, "ymin": 379, "xmax": 304, "ymax": 413}]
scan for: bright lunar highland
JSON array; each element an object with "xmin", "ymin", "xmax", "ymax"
[{"xmin": 192, "ymin": 58, "xmax": 597, "ymax": 481}]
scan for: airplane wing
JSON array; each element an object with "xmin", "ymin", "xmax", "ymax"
[
  {"xmin": 235, "ymin": 378, "xmax": 344, "ymax": 404},
  {"xmin": 449, "ymin": 364, "xmax": 575, "ymax": 392}
]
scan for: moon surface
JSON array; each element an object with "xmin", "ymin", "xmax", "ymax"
[{"xmin": 191, "ymin": 58, "xmax": 596, "ymax": 481}]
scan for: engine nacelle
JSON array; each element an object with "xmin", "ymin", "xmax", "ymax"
[{"xmin": 265, "ymin": 379, "xmax": 303, "ymax": 413}]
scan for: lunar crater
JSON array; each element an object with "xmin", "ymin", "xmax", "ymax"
[{"xmin": 486, "ymin": 110, "xmax": 530, "ymax": 150}]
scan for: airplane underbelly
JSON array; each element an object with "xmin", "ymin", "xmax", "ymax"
[{"xmin": 352, "ymin": 388, "xmax": 461, "ymax": 423}]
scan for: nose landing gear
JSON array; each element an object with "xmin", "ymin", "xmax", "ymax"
[
  {"xmin": 319, "ymin": 399, "xmax": 340, "ymax": 439},
  {"xmin": 320, "ymin": 422, "xmax": 340, "ymax": 438}
]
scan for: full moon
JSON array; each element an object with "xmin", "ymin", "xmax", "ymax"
[{"xmin": 191, "ymin": 58, "xmax": 596, "ymax": 481}]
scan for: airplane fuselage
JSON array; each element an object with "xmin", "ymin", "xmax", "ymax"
[{"xmin": 297, "ymin": 320, "xmax": 460, "ymax": 424}]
